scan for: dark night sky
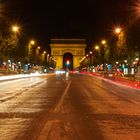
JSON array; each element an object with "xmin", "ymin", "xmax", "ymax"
[{"xmin": 1, "ymin": 0, "xmax": 135, "ymax": 49}]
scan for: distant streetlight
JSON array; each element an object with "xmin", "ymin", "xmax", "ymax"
[
  {"xmin": 124, "ymin": 60, "xmax": 127, "ymax": 63},
  {"xmin": 89, "ymin": 51, "xmax": 93, "ymax": 54},
  {"xmin": 89, "ymin": 51, "xmax": 93, "ymax": 65},
  {"xmin": 41, "ymin": 51, "xmax": 47, "ymax": 65},
  {"xmin": 28, "ymin": 40, "xmax": 36, "ymax": 64},
  {"xmin": 36, "ymin": 46, "xmax": 41, "ymax": 56},
  {"xmin": 115, "ymin": 27, "xmax": 121, "ymax": 34},
  {"xmin": 43, "ymin": 51, "xmax": 46, "ymax": 54},
  {"xmin": 114, "ymin": 26, "xmax": 127, "ymax": 63},
  {"xmin": 30, "ymin": 40, "xmax": 35, "ymax": 45},
  {"xmin": 95, "ymin": 45, "xmax": 100, "ymax": 64},
  {"xmin": 9, "ymin": 25, "xmax": 20, "ymax": 67},
  {"xmin": 133, "ymin": 61, "xmax": 136, "ymax": 65},
  {"xmin": 101, "ymin": 40, "xmax": 106, "ymax": 45},
  {"xmin": 95, "ymin": 45, "xmax": 99, "ymax": 50},
  {"xmin": 12, "ymin": 25, "xmax": 19, "ymax": 33},
  {"xmin": 101, "ymin": 40, "xmax": 107, "ymax": 70}
]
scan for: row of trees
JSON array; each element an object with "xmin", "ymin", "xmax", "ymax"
[
  {"xmin": 81, "ymin": 22, "xmax": 140, "ymax": 69},
  {"xmin": 0, "ymin": 30, "xmax": 20, "ymax": 63},
  {"xmin": 0, "ymin": 25, "xmax": 30, "ymax": 67},
  {"xmin": 0, "ymin": 25, "xmax": 56, "ymax": 71}
]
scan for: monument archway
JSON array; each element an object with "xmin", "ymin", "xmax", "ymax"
[
  {"xmin": 50, "ymin": 39, "xmax": 86, "ymax": 70},
  {"xmin": 63, "ymin": 52, "xmax": 73, "ymax": 70}
]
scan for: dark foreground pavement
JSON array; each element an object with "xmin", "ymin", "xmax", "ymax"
[{"xmin": 0, "ymin": 73, "xmax": 140, "ymax": 140}]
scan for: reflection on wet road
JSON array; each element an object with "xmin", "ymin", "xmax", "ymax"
[{"xmin": 0, "ymin": 73, "xmax": 140, "ymax": 140}]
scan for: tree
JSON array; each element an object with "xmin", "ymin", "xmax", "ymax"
[{"xmin": 0, "ymin": 32, "xmax": 19, "ymax": 62}]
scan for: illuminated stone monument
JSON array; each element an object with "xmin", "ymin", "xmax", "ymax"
[{"xmin": 50, "ymin": 39, "xmax": 86, "ymax": 69}]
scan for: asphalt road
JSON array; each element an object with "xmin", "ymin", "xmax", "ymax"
[{"xmin": 0, "ymin": 73, "xmax": 140, "ymax": 140}]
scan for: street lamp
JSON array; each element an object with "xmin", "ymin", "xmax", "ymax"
[
  {"xmin": 89, "ymin": 51, "xmax": 93, "ymax": 66},
  {"xmin": 115, "ymin": 27, "xmax": 121, "ymax": 34},
  {"xmin": 36, "ymin": 46, "xmax": 41, "ymax": 54},
  {"xmin": 43, "ymin": 51, "xmax": 46, "ymax": 54},
  {"xmin": 89, "ymin": 51, "xmax": 93, "ymax": 54},
  {"xmin": 95, "ymin": 45, "xmax": 99, "ymax": 50},
  {"xmin": 30, "ymin": 40, "xmax": 35, "ymax": 45},
  {"xmin": 95, "ymin": 45, "xmax": 100, "ymax": 64},
  {"xmin": 114, "ymin": 26, "xmax": 127, "ymax": 63},
  {"xmin": 101, "ymin": 40, "xmax": 106, "ymax": 45},
  {"xmin": 12, "ymin": 25, "xmax": 19, "ymax": 33},
  {"xmin": 9, "ymin": 25, "xmax": 20, "ymax": 69},
  {"xmin": 124, "ymin": 60, "xmax": 127, "ymax": 63},
  {"xmin": 40, "ymin": 51, "xmax": 47, "ymax": 65},
  {"xmin": 101, "ymin": 40, "xmax": 107, "ymax": 71},
  {"xmin": 28, "ymin": 40, "xmax": 36, "ymax": 64}
]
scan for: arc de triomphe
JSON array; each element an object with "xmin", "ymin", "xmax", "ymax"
[{"xmin": 50, "ymin": 39, "xmax": 86, "ymax": 69}]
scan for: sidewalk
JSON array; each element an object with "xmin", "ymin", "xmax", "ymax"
[{"xmin": 80, "ymin": 71, "xmax": 140, "ymax": 89}]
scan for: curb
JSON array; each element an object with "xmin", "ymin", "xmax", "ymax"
[{"xmin": 80, "ymin": 72, "xmax": 140, "ymax": 89}]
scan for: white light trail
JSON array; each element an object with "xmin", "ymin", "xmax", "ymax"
[{"xmin": 0, "ymin": 73, "xmax": 47, "ymax": 81}]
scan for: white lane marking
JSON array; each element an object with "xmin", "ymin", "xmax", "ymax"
[
  {"xmin": 37, "ymin": 80, "xmax": 71, "ymax": 140},
  {"xmin": 54, "ymin": 80, "xmax": 71, "ymax": 113}
]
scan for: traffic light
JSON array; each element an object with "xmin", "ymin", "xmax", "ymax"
[{"xmin": 66, "ymin": 60, "xmax": 70, "ymax": 66}]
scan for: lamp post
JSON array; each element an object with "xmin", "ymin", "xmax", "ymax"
[
  {"xmin": 115, "ymin": 27, "xmax": 121, "ymax": 34},
  {"xmin": 30, "ymin": 40, "xmax": 35, "ymax": 45},
  {"xmin": 36, "ymin": 46, "xmax": 40, "ymax": 55},
  {"xmin": 114, "ymin": 27, "xmax": 126, "ymax": 62},
  {"xmin": 115, "ymin": 27, "xmax": 121, "ymax": 54},
  {"xmin": 101, "ymin": 40, "xmax": 106, "ymax": 45},
  {"xmin": 112, "ymin": 27, "xmax": 119, "ymax": 63},
  {"xmin": 29, "ymin": 40, "xmax": 35, "ymax": 54},
  {"xmin": 89, "ymin": 51, "xmax": 93, "ymax": 66},
  {"xmin": 35, "ymin": 46, "xmax": 41, "ymax": 65},
  {"xmin": 41, "ymin": 51, "xmax": 47, "ymax": 65},
  {"xmin": 10, "ymin": 25, "xmax": 20, "ymax": 70},
  {"xmin": 95, "ymin": 45, "xmax": 100, "ymax": 65},
  {"xmin": 12, "ymin": 26, "xmax": 19, "ymax": 33},
  {"xmin": 101, "ymin": 40, "xmax": 107, "ymax": 71},
  {"xmin": 28, "ymin": 40, "xmax": 36, "ymax": 64}
]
